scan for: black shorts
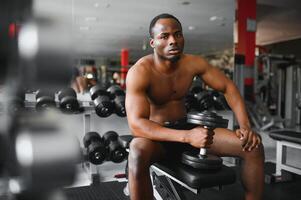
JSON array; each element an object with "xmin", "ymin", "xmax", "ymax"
[{"xmin": 160, "ymin": 119, "xmax": 198, "ymax": 161}]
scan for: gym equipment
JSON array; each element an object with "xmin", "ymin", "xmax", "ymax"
[
  {"xmin": 190, "ymin": 84, "xmax": 203, "ymax": 94},
  {"xmin": 103, "ymin": 131, "xmax": 127, "ymax": 163},
  {"xmin": 107, "ymin": 85, "xmax": 126, "ymax": 117},
  {"xmin": 184, "ymin": 92, "xmax": 198, "ymax": 112},
  {"xmin": 83, "ymin": 132, "xmax": 106, "ymax": 165},
  {"xmin": 193, "ymin": 90, "xmax": 214, "ymax": 112},
  {"xmin": 265, "ymin": 129, "xmax": 301, "ymax": 184},
  {"xmin": 14, "ymin": 111, "xmax": 80, "ymax": 192},
  {"xmin": 90, "ymin": 85, "xmax": 114, "ymax": 117},
  {"xmin": 58, "ymin": 88, "xmax": 80, "ymax": 113},
  {"xmin": 181, "ymin": 111, "xmax": 228, "ymax": 170},
  {"xmin": 35, "ymin": 90, "xmax": 56, "ymax": 111},
  {"xmin": 249, "ymin": 53, "xmax": 301, "ymax": 130},
  {"xmin": 210, "ymin": 91, "xmax": 231, "ymax": 110},
  {"xmin": 18, "ymin": 20, "xmax": 73, "ymax": 92}
]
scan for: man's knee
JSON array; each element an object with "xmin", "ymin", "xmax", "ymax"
[
  {"xmin": 241, "ymin": 143, "xmax": 265, "ymax": 161},
  {"xmin": 128, "ymin": 138, "xmax": 155, "ymax": 173}
]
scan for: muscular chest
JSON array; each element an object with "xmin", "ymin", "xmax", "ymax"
[{"xmin": 148, "ymin": 72, "xmax": 193, "ymax": 104}]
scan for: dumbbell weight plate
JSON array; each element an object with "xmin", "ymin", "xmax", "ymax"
[
  {"xmin": 90, "ymin": 85, "xmax": 107, "ymax": 101},
  {"xmin": 186, "ymin": 119, "xmax": 228, "ymax": 129},
  {"xmin": 107, "ymin": 85, "xmax": 125, "ymax": 97},
  {"xmin": 93, "ymin": 96, "xmax": 114, "ymax": 117},
  {"xmin": 114, "ymin": 96, "xmax": 126, "ymax": 117},
  {"xmin": 181, "ymin": 152, "xmax": 222, "ymax": 170},
  {"xmin": 60, "ymin": 96, "xmax": 80, "ymax": 112},
  {"xmin": 109, "ymin": 142, "xmax": 127, "ymax": 163},
  {"xmin": 103, "ymin": 131, "xmax": 127, "ymax": 163},
  {"xmin": 187, "ymin": 112, "xmax": 228, "ymax": 128},
  {"xmin": 58, "ymin": 88, "xmax": 77, "ymax": 101},
  {"xmin": 103, "ymin": 131, "xmax": 119, "ymax": 144},
  {"xmin": 88, "ymin": 142, "xmax": 106, "ymax": 165},
  {"xmin": 83, "ymin": 132, "xmax": 106, "ymax": 165},
  {"xmin": 36, "ymin": 90, "xmax": 56, "ymax": 111},
  {"xmin": 36, "ymin": 96, "xmax": 56, "ymax": 110}
]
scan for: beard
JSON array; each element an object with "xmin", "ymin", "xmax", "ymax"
[
  {"xmin": 158, "ymin": 53, "xmax": 181, "ymax": 63},
  {"xmin": 168, "ymin": 55, "xmax": 181, "ymax": 62}
]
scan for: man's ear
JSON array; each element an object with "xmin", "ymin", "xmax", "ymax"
[{"xmin": 149, "ymin": 38, "xmax": 155, "ymax": 48}]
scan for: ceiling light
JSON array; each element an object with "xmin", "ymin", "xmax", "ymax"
[
  {"xmin": 94, "ymin": 2, "xmax": 99, "ymax": 8},
  {"xmin": 210, "ymin": 16, "xmax": 225, "ymax": 21},
  {"xmin": 188, "ymin": 26, "xmax": 195, "ymax": 31},
  {"xmin": 18, "ymin": 23, "xmax": 39, "ymax": 59}
]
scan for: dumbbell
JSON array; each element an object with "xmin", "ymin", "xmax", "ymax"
[
  {"xmin": 210, "ymin": 91, "xmax": 230, "ymax": 110},
  {"xmin": 107, "ymin": 85, "xmax": 126, "ymax": 117},
  {"xmin": 83, "ymin": 132, "xmax": 106, "ymax": 165},
  {"xmin": 190, "ymin": 84, "xmax": 203, "ymax": 94},
  {"xmin": 35, "ymin": 90, "xmax": 56, "ymax": 111},
  {"xmin": 181, "ymin": 111, "xmax": 228, "ymax": 170},
  {"xmin": 103, "ymin": 131, "xmax": 127, "ymax": 163},
  {"xmin": 184, "ymin": 92, "xmax": 198, "ymax": 112},
  {"xmin": 58, "ymin": 88, "xmax": 79, "ymax": 113},
  {"xmin": 90, "ymin": 84, "xmax": 114, "ymax": 117},
  {"xmin": 193, "ymin": 90, "xmax": 214, "ymax": 111}
]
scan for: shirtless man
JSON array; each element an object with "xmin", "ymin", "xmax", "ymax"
[{"xmin": 125, "ymin": 13, "xmax": 264, "ymax": 200}]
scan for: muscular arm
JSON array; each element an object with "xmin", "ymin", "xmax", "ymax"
[
  {"xmin": 125, "ymin": 64, "xmax": 187, "ymax": 143},
  {"xmin": 197, "ymin": 57, "xmax": 250, "ymax": 129}
]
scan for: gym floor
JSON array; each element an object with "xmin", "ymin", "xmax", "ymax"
[{"xmin": 64, "ymin": 164, "xmax": 301, "ymax": 200}]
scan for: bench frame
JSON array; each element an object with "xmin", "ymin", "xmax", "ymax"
[{"xmin": 275, "ymin": 140, "xmax": 301, "ymax": 176}]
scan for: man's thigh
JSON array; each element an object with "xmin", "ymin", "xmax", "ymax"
[
  {"xmin": 208, "ymin": 128, "xmax": 243, "ymax": 157},
  {"xmin": 160, "ymin": 141, "xmax": 198, "ymax": 161}
]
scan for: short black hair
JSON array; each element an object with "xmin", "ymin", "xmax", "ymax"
[{"xmin": 149, "ymin": 13, "xmax": 182, "ymax": 38}]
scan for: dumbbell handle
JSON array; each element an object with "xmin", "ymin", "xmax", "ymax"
[{"xmin": 199, "ymin": 125, "xmax": 209, "ymax": 156}]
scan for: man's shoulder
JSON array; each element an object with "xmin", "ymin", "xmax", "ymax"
[
  {"xmin": 183, "ymin": 54, "xmax": 205, "ymax": 62},
  {"xmin": 129, "ymin": 55, "xmax": 153, "ymax": 74}
]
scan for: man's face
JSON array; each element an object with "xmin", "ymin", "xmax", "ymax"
[{"xmin": 150, "ymin": 18, "xmax": 184, "ymax": 62}]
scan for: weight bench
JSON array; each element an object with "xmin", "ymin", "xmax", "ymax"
[
  {"xmin": 269, "ymin": 130, "xmax": 301, "ymax": 179},
  {"xmin": 119, "ymin": 135, "xmax": 236, "ymax": 199}
]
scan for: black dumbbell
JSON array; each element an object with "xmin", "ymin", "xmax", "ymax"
[
  {"xmin": 103, "ymin": 131, "xmax": 127, "ymax": 163},
  {"xmin": 90, "ymin": 85, "xmax": 114, "ymax": 117},
  {"xmin": 83, "ymin": 132, "xmax": 106, "ymax": 165},
  {"xmin": 58, "ymin": 88, "xmax": 79, "ymax": 113},
  {"xmin": 194, "ymin": 91, "xmax": 214, "ymax": 111},
  {"xmin": 181, "ymin": 111, "xmax": 228, "ymax": 170},
  {"xmin": 184, "ymin": 92, "xmax": 198, "ymax": 112},
  {"xmin": 190, "ymin": 84, "xmax": 203, "ymax": 94},
  {"xmin": 210, "ymin": 91, "xmax": 230, "ymax": 110},
  {"xmin": 35, "ymin": 90, "xmax": 56, "ymax": 111},
  {"xmin": 107, "ymin": 85, "xmax": 126, "ymax": 117}
]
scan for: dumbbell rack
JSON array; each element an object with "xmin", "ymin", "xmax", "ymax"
[{"xmin": 0, "ymin": 91, "xmax": 108, "ymax": 185}]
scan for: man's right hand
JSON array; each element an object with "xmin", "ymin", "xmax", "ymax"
[{"xmin": 185, "ymin": 127, "xmax": 214, "ymax": 148}]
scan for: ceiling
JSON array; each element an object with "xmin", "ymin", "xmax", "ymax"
[
  {"xmin": 257, "ymin": 0, "xmax": 301, "ymax": 45},
  {"xmin": 31, "ymin": 0, "xmax": 301, "ymax": 61}
]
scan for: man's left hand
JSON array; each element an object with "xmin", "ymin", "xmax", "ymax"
[{"xmin": 235, "ymin": 128, "xmax": 261, "ymax": 152}]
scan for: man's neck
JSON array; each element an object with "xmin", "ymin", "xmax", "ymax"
[{"xmin": 153, "ymin": 53, "xmax": 181, "ymax": 74}]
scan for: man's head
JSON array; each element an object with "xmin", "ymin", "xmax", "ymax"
[{"xmin": 149, "ymin": 13, "xmax": 184, "ymax": 62}]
